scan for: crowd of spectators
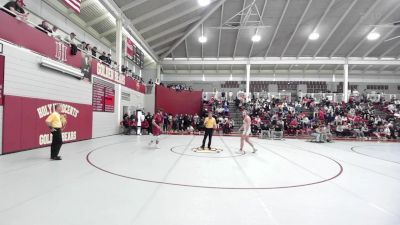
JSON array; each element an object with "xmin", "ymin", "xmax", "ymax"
[
  {"xmin": 239, "ymin": 94, "xmax": 400, "ymax": 142},
  {"xmin": 121, "ymin": 110, "xmax": 235, "ymax": 135}
]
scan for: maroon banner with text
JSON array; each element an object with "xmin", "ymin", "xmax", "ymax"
[
  {"xmin": 0, "ymin": 55, "xmax": 4, "ymax": 105},
  {"xmin": 0, "ymin": 11, "xmax": 81, "ymax": 68},
  {"xmin": 91, "ymin": 61, "xmax": 145, "ymax": 94},
  {"xmin": 3, "ymin": 96, "xmax": 93, "ymax": 154},
  {"xmin": 155, "ymin": 85, "xmax": 202, "ymax": 116},
  {"xmin": 126, "ymin": 37, "xmax": 135, "ymax": 60}
]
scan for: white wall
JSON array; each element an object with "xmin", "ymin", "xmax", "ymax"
[
  {"xmin": 121, "ymin": 85, "xmax": 145, "ymax": 115},
  {"xmin": 144, "ymin": 87, "xmax": 155, "ymax": 114},
  {"xmin": 2, "ymin": 42, "xmax": 92, "ymax": 104},
  {"xmin": 162, "ymin": 73, "xmax": 400, "ymax": 83}
]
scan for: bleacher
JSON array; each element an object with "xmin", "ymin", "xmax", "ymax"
[
  {"xmin": 221, "ymin": 81, "xmax": 239, "ymax": 89},
  {"xmin": 245, "ymin": 81, "xmax": 328, "ymax": 93}
]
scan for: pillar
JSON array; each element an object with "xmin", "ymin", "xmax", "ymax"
[
  {"xmin": 156, "ymin": 64, "xmax": 161, "ymax": 83},
  {"xmin": 115, "ymin": 19, "xmax": 123, "ymax": 73},
  {"xmin": 246, "ymin": 63, "xmax": 250, "ymax": 102},
  {"xmin": 343, "ymin": 61, "xmax": 349, "ymax": 103}
]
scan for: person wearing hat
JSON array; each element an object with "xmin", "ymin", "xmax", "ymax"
[{"xmin": 2, "ymin": 0, "xmax": 28, "ymax": 20}]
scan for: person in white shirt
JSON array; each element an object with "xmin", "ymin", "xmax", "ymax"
[{"xmin": 136, "ymin": 110, "xmax": 145, "ymax": 135}]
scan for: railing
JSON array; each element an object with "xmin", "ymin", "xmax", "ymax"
[{"xmin": 0, "ymin": 8, "xmax": 146, "ymax": 93}]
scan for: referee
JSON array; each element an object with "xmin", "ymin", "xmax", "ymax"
[
  {"xmin": 45, "ymin": 104, "xmax": 64, "ymax": 160},
  {"xmin": 201, "ymin": 112, "xmax": 217, "ymax": 150}
]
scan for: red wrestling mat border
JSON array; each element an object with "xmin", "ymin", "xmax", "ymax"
[{"xmin": 86, "ymin": 141, "xmax": 343, "ymax": 190}]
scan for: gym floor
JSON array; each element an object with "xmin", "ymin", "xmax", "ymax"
[{"xmin": 0, "ymin": 135, "xmax": 399, "ymax": 225}]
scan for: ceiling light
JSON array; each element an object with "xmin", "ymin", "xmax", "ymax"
[
  {"xmin": 198, "ymin": 0, "xmax": 211, "ymax": 7},
  {"xmin": 308, "ymin": 32, "xmax": 320, "ymax": 40},
  {"xmin": 367, "ymin": 32, "xmax": 380, "ymax": 41},
  {"xmin": 251, "ymin": 34, "xmax": 261, "ymax": 42},
  {"xmin": 198, "ymin": 36, "xmax": 207, "ymax": 43}
]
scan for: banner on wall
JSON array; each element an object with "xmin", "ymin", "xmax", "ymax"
[
  {"xmin": 126, "ymin": 38, "xmax": 135, "ymax": 61},
  {"xmin": 92, "ymin": 77, "xmax": 115, "ymax": 113},
  {"xmin": 81, "ymin": 52, "xmax": 93, "ymax": 82},
  {"xmin": 3, "ymin": 96, "xmax": 93, "ymax": 154}
]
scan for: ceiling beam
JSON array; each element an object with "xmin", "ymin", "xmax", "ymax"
[
  {"xmin": 280, "ymin": 0, "xmax": 313, "ymax": 57},
  {"xmin": 328, "ymin": 0, "xmax": 382, "ymax": 58},
  {"xmin": 121, "ymin": 0, "xmax": 149, "ymax": 12},
  {"xmin": 146, "ymin": 16, "xmax": 201, "ymax": 43},
  {"xmin": 98, "ymin": 0, "xmax": 159, "ymax": 61},
  {"xmin": 344, "ymin": 3, "xmax": 400, "ymax": 58},
  {"xmin": 306, "ymin": 0, "xmax": 357, "ymax": 71},
  {"xmin": 86, "ymin": 13, "xmax": 109, "ymax": 27},
  {"xmin": 327, "ymin": 0, "xmax": 382, "ymax": 72},
  {"xmin": 248, "ymin": 0, "xmax": 268, "ymax": 57},
  {"xmin": 264, "ymin": 0, "xmax": 291, "ymax": 57},
  {"xmin": 232, "ymin": 0, "xmax": 249, "ymax": 58},
  {"xmin": 161, "ymin": 57, "xmax": 400, "ymax": 65},
  {"xmin": 132, "ymin": 0, "xmax": 189, "ymax": 25},
  {"xmin": 288, "ymin": 0, "xmax": 336, "ymax": 71},
  {"xmin": 362, "ymin": 28, "xmax": 399, "ymax": 57},
  {"xmin": 185, "ymin": 39, "xmax": 191, "ymax": 71},
  {"xmin": 312, "ymin": 0, "xmax": 358, "ymax": 58},
  {"xmin": 156, "ymin": 46, "xmax": 171, "ymax": 55},
  {"xmin": 81, "ymin": 0, "xmax": 97, "ymax": 9},
  {"xmin": 139, "ymin": 4, "xmax": 202, "ymax": 34},
  {"xmin": 160, "ymin": 0, "xmax": 227, "ymax": 59},
  {"xmin": 296, "ymin": 0, "xmax": 335, "ymax": 58},
  {"xmin": 185, "ymin": 39, "xmax": 189, "ymax": 58},
  {"xmin": 379, "ymin": 40, "xmax": 400, "ymax": 59},
  {"xmin": 151, "ymin": 33, "xmax": 185, "ymax": 49},
  {"xmin": 217, "ymin": 4, "xmax": 224, "ymax": 62},
  {"xmin": 99, "ymin": 28, "xmax": 116, "ymax": 38},
  {"xmin": 346, "ymin": 3, "xmax": 400, "ymax": 71},
  {"xmin": 41, "ymin": 0, "xmax": 112, "ymax": 48}
]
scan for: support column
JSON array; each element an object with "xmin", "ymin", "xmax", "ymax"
[
  {"xmin": 343, "ymin": 60, "xmax": 349, "ymax": 103},
  {"xmin": 246, "ymin": 63, "xmax": 250, "ymax": 102},
  {"xmin": 115, "ymin": 18, "xmax": 123, "ymax": 73},
  {"xmin": 156, "ymin": 64, "xmax": 161, "ymax": 83}
]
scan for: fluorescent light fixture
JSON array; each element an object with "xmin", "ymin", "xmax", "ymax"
[
  {"xmin": 202, "ymin": 74, "xmax": 206, "ymax": 81},
  {"xmin": 198, "ymin": 36, "xmax": 207, "ymax": 43},
  {"xmin": 251, "ymin": 34, "xmax": 261, "ymax": 42},
  {"xmin": 308, "ymin": 32, "xmax": 320, "ymax": 40},
  {"xmin": 40, "ymin": 57, "xmax": 83, "ymax": 79},
  {"xmin": 230, "ymin": 74, "xmax": 233, "ymax": 81},
  {"xmin": 198, "ymin": 0, "xmax": 211, "ymax": 7},
  {"xmin": 367, "ymin": 32, "xmax": 380, "ymax": 41}
]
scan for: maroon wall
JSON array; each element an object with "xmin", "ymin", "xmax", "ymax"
[
  {"xmin": 0, "ymin": 11, "xmax": 146, "ymax": 93},
  {"xmin": 155, "ymin": 85, "xmax": 202, "ymax": 115},
  {"xmin": 3, "ymin": 96, "xmax": 93, "ymax": 154},
  {"xmin": 0, "ymin": 11, "xmax": 81, "ymax": 68},
  {"xmin": 0, "ymin": 55, "xmax": 4, "ymax": 105}
]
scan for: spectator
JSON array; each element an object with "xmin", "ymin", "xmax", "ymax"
[
  {"xmin": 2, "ymin": 0, "xmax": 28, "ymax": 20},
  {"xmin": 36, "ymin": 20, "xmax": 52, "ymax": 34},
  {"xmin": 99, "ymin": 52, "xmax": 107, "ymax": 62},
  {"xmin": 106, "ymin": 53, "xmax": 112, "ymax": 65},
  {"xmin": 64, "ymin": 32, "xmax": 78, "ymax": 55},
  {"xmin": 51, "ymin": 26, "xmax": 62, "ymax": 39},
  {"xmin": 91, "ymin": 46, "xmax": 97, "ymax": 57},
  {"xmin": 79, "ymin": 41, "xmax": 86, "ymax": 50}
]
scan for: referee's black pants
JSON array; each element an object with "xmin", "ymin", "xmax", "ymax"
[
  {"xmin": 202, "ymin": 128, "xmax": 213, "ymax": 149},
  {"xmin": 51, "ymin": 128, "xmax": 63, "ymax": 158}
]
